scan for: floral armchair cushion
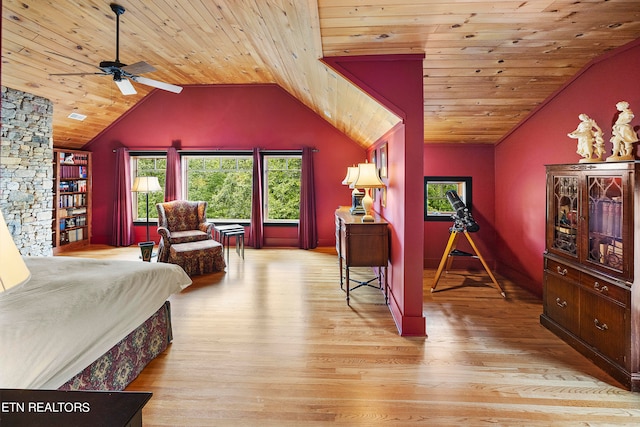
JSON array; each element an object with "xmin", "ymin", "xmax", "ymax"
[{"xmin": 156, "ymin": 200, "xmax": 214, "ymax": 262}]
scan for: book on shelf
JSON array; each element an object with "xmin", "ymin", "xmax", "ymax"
[
  {"xmin": 66, "ymin": 207, "xmax": 87, "ymax": 216},
  {"xmin": 58, "ymin": 194, "xmax": 87, "ymax": 208},
  {"xmin": 66, "ymin": 228, "xmax": 84, "ymax": 243},
  {"xmin": 612, "ymin": 200, "xmax": 622, "ymax": 238},
  {"xmin": 59, "ymin": 180, "xmax": 87, "ymax": 193},
  {"xmin": 59, "ymin": 165, "xmax": 88, "ymax": 179},
  {"xmin": 602, "ymin": 200, "xmax": 614, "ymax": 236},
  {"xmin": 555, "ymin": 225, "xmax": 577, "ymax": 235},
  {"xmin": 588, "ymin": 198, "xmax": 623, "ymax": 238}
]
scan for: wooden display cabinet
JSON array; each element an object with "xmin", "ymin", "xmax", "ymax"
[
  {"xmin": 52, "ymin": 149, "xmax": 92, "ymax": 254},
  {"xmin": 541, "ymin": 162, "xmax": 639, "ymax": 391}
]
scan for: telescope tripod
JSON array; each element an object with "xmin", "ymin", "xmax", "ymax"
[{"xmin": 431, "ymin": 227, "xmax": 506, "ymax": 298}]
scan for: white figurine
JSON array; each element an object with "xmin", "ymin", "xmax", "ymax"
[
  {"xmin": 607, "ymin": 101, "xmax": 638, "ymax": 162},
  {"xmin": 568, "ymin": 113, "xmax": 604, "ymax": 163}
]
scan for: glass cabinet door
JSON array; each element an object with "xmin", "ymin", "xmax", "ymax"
[
  {"xmin": 586, "ymin": 175, "xmax": 624, "ymax": 273},
  {"xmin": 551, "ymin": 175, "xmax": 579, "ymax": 256}
]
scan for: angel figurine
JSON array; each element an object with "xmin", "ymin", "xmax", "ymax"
[
  {"xmin": 568, "ymin": 113, "xmax": 604, "ymax": 163},
  {"xmin": 607, "ymin": 101, "xmax": 638, "ymax": 162}
]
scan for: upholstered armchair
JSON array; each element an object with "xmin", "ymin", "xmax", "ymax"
[{"xmin": 156, "ymin": 200, "xmax": 213, "ymax": 263}]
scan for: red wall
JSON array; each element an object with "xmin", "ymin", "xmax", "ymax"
[
  {"xmin": 423, "ymin": 144, "xmax": 496, "ymax": 268},
  {"xmin": 495, "ymin": 38, "xmax": 640, "ymax": 296},
  {"xmin": 325, "ymin": 55, "xmax": 426, "ymax": 336},
  {"xmin": 84, "ymin": 84, "xmax": 366, "ymax": 247}
]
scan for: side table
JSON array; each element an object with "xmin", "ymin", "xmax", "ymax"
[
  {"xmin": 335, "ymin": 207, "xmax": 389, "ymax": 305},
  {"xmin": 214, "ymin": 224, "xmax": 245, "ymax": 263}
]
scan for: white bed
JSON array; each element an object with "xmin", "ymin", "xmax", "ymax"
[{"xmin": 0, "ymin": 256, "xmax": 191, "ymax": 389}]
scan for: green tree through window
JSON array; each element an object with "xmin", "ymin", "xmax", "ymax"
[
  {"xmin": 427, "ymin": 183, "xmax": 459, "ymax": 213},
  {"xmin": 264, "ymin": 156, "xmax": 301, "ymax": 221},
  {"xmin": 424, "ymin": 177, "xmax": 472, "ymax": 221},
  {"xmin": 185, "ymin": 156, "xmax": 253, "ymax": 221},
  {"xmin": 132, "ymin": 156, "xmax": 166, "ymax": 220},
  {"xmin": 133, "ymin": 153, "xmax": 303, "ymax": 224}
]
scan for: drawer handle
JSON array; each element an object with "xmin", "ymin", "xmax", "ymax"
[
  {"xmin": 556, "ymin": 266, "xmax": 568, "ymax": 276},
  {"xmin": 555, "ymin": 298, "xmax": 567, "ymax": 308},
  {"xmin": 594, "ymin": 319, "xmax": 608, "ymax": 331},
  {"xmin": 593, "ymin": 282, "xmax": 608, "ymax": 294}
]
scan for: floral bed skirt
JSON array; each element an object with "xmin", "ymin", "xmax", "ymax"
[{"xmin": 59, "ymin": 301, "xmax": 172, "ymax": 391}]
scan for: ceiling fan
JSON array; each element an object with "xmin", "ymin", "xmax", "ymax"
[{"xmin": 49, "ymin": 3, "xmax": 182, "ymax": 95}]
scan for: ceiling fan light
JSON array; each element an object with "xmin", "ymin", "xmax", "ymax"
[{"xmin": 114, "ymin": 77, "xmax": 137, "ymax": 95}]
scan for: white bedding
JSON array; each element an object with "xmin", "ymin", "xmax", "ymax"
[{"xmin": 0, "ymin": 256, "xmax": 191, "ymax": 389}]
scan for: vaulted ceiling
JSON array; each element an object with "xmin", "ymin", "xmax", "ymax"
[{"xmin": 2, "ymin": 0, "xmax": 640, "ymax": 150}]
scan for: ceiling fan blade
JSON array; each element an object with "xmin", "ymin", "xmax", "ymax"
[
  {"xmin": 114, "ymin": 77, "xmax": 137, "ymax": 95},
  {"xmin": 121, "ymin": 61, "xmax": 156, "ymax": 75},
  {"xmin": 132, "ymin": 76, "xmax": 183, "ymax": 94},
  {"xmin": 49, "ymin": 72, "xmax": 107, "ymax": 76},
  {"xmin": 45, "ymin": 50, "xmax": 100, "ymax": 70}
]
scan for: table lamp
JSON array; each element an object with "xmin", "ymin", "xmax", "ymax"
[
  {"xmin": 131, "ymin": 176, "xmax": 162, "ymax": 242},
  {"xmin": 342, "ymin": 166, "xmax": 365, "ymax": 214},
  {"xmin": 350, "ymin": 162, "xmax": 386, "ymax": 222}
]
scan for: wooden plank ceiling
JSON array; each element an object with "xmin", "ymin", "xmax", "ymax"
[{"xmin": 2, "ymin": 0, "xmax": 640, "ymax": 149}]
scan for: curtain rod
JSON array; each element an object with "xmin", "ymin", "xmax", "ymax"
[{"xmin": 114, "ymin": 148, "xmax": 320, "ymax": 153}]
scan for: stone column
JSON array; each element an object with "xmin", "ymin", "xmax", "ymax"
[{"xmin": 1, "ymin": 86, "xmax": 54, "ymax": 255}]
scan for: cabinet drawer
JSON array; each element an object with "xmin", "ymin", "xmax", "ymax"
[
  {"xmin": 545, "ymin": 258, "xmax": 579, "ymax": 283},
  {"xmin": 579, "ymin": 290, "xmax": 628, "ymax": 367},
  {"xmin": 579, "ymin": 273, "xmax": 629, "ymax": 307},
  {"xmin": 544, "ymin": 273, "xmax": 580, "ymax": 336}
]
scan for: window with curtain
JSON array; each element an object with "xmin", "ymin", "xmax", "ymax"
[
  {"xmin": 131, "ymin": 155, "xmax": 166, "ymax": 221},
  {"xmin": 131, "ymin": 151, "xmax": 303, "ymax": 224}
]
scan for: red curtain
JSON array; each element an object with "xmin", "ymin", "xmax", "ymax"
[
  {"xmin": 165, "ymin": 147, "xmax": 182, "ymax": 201},
  {"xmin": 111, "ymin": 148, "xmax": 134, "ymax": 246},
  {"xmin": 249, "ymin": 148, "xmax": 264, "ymax": 248},
  {"xmin": 299, "ymin": 147, "xmax": 317, "ymax": 249}
]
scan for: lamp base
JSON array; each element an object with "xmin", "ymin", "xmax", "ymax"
[
  {"xmin": 360, "ymin": 189, "xmax": 375, "ymax": 222},
  {"xmin": 350, "ymin": 206, "xmax": 366, "ymax": 215},
  {"xmin": 361, "ymin": 214, "xmax": 375, "ymax": 222},
  {"xmin": 350, "ymin": 190, "xmax": 365, "ymax": 215}
]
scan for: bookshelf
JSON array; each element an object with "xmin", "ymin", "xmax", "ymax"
[
  {"xmin": 541, "ymin": 162, "xmax": 639, "ymax": 391},
  {"xmin": 52, "ymin": 149, "xmax": 92, "ymax": 254}
]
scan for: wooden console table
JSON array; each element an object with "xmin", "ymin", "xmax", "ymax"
[{"xmin": 335, "ymin": 206, "xmax": 389, "ymax": 305}]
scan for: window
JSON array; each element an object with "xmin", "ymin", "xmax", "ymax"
[
  {"xmin": 424, "ymin": 176, "xmax": 472, "ymax": 221},
  {"xmin": 132, "ymin": 151, "xmax": 303, "ymax": 224},
  {"xmin": 263, "ymin": 155, "xmax": 301, "ymax": 222},
  {"xmin": 131, "ymin": 155, "xmax": 166, "ymax": 221},
  {"xmin": 183, "ymin": 154, "xmax": 253, "ymax": 222}
]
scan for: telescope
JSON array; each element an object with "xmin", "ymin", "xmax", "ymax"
[
  {"xmin": 432, "ymin": 190, "xmax": 505, "ymax": 297},
  {"xmin": 445, "ymin": 190, "xmax": 479, "ymax": 232}
]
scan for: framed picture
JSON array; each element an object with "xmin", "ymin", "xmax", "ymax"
[
  {"xmin": 369, "ymin": 150, "xmax": 378, "ymax": 202},
  {"xmin": 379, "ymin": 143, "xmax": 388, "ymax": 178}
]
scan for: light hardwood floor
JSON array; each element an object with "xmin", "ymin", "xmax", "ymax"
[{"xmin": 63, "ymin": 245, "xmax": 640, "ymax": 426}]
